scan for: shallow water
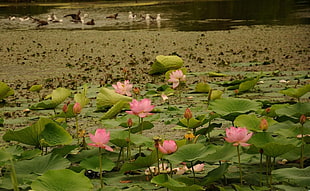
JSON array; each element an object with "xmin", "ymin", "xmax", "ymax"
[{"xmin": 0, "ymin": 0, "xmax": 309, "ymax": 31}]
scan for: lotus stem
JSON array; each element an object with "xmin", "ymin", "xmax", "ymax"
[
  {"xmin": 259, "ymin": 152, "xmax": 263, "ymax": 186},
  {"xmin": 190, "ymin": 161, "xmax": 196, "ymax": 184},
  {"xmin": 237, "ymin": 145, "xmax": 243, "ymax": 185},
  {"xmin": 75, "ymin": 116, "xmax": 79, "ymax": 144},
  {"xmin": 99, "ymin": 148, "xmax": 104, "ymax": 189},
  {"xmin": 127, "ymin": 126, "xmax": 131, "ymax": 160},
  {"xmin": 300, "ymin": 123, "xmax": 304, "ymax": 168},
  {"xmin": 10, "ymin": 159, "xmax": 19, "ymax": 191},
  {"xmin": 156, "ymin": 147, "xmax": 160, "ymax": 174}
]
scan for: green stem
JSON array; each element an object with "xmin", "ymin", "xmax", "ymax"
[
  {"xmin": 237, "ymin": 145, "xmax": 243, "ymax": 185},
  {"xmin": 156, "ymin": 148, "xmax": 160, "ymax": 175},
  {"xmin": 300, "ymin": 124, "xmax": 304, "ymax": 168},
  {"xmin": 127, "ymin": 126, "xmax": 131, "ymax": 160},
  {"xmin": 10, "ymin": 159, "xmax": 19, "ymax": 191},
  {"xmin": 99, "ymin": 148, "xmax": 103, "ymax": 189},
  {"xmin": 190, "ymin": 161, "xmax": 196, "ymax": 184},
  {"xmin": 139, "ymin": 117, "xmax": 144, "ymax": 134},
  {"xmin": 75, "ymin": 115, "xmax": 79, "ymax": 144},
  {"xmin": 259, "ymin": 152, "xmax": 263, "ymax": 186}
]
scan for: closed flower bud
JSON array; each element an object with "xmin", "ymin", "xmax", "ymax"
[
  {"xmin": 300, "ymin": 114, "xmax": 307, "ymax": 125},
  {"xmin": 73, "ymin": 102, "xmax": 82, "ymax": 115},
  {"xmin": 127, "ymin": 118, "xmax": 133, "ymax": 127},
  {"xmin": 62, "ymin": 103, "xmax": 68, "ymax": 113},
  {"xmin": 184, "ymin": 108, "xmax": 192, "ymax": 120},
  {"xmin": 259, "ymin": 118, "xmax": 268, "ymax": 131}
]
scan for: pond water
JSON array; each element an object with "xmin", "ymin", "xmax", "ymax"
[{"xmin": 0, "ymin": 0, "xmax": 309, "ymax": 31}]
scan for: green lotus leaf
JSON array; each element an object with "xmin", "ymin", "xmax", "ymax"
[
  {"xmin": 30, "ymin": 87, "xmax": 71, "ymax": 109},
  {"xmin": 120, "ymin": 150, "xmax": 160, "ymax": 173},
  {"xmin": 15, "ymin": 153, "xmax": 70, "ymax": 175},
  {"xmin": 129, "ymin": 121, "xmax": 154, "ymax": 134},
  {"xmin": 110, "ymin": 130, "xmax": 152, "ymax": 147},
  {"xmin": 96, "ymin": 87, "xmax": 132, "ymax": 111},
  {"xmin": 74, "ymin": 84, "xmax": 89, "ymax": 108},
  {"xmin": 238, "ymin": 76, "xmax": 260, "ymax": 92},
  {"xmin": 151, "ymin": 174, "xmax": 204, "ymax": 191},
  {"xmin": 195, "ymin": 82, "xmax": 210, "ymax": 93},
  {"xmin": 262, "ymin": 142, "xmax": 296, "ymax": 157},
  {"xmin": 272, "ymin": 167, "xmax": 310, "ymax": 187},
  {"xmin": 280, "ymin": 84, "xmax": 310, "ymax": 99},
  {"xmin": 80, "ymin": 155, "xmax": 115, "ymax": 171},
  {"xmin": 234, "ymin": 114, "xmax": 277, "ymax": 132},
  {"xmin": 149, "ymin": 55, "xmax": 184, "ymax": 75},
  {"xmin": 29, "ymin": 84, "xmax": 43, "ymax": 92},
  {"xmin": 3, "ymin": 118, "xmax": 72, "ymax": 147},
  {"xmin": 209, "ymin": 89, "xmax": 223, "ymax": 100},
  {"xmin": 165, "ymin": 143, "xmax": 215, "ymax": 164},
  {"xmin": 39, "ymin": 123, "xmax": 72, "ymax": 147},
  {"xmin": 0, "ymin": 81, "xmax": 14, "ymax": 100},
  {"xmin": 208, "ymin": 72, "xmax": 227, "ymax": 77},
  {"xmin": 202, "ymin": 162, "xmax": 229, "ymax": 185},
  {"xmin": 31, "ymin": 169, "xmax": 93, "ymax": 191},
  {"xmin": 275, "ymin": 102, "xmax": 310, "ymax": 118},
  {"xmin": 204, "ymin": 143, "xmax": 236, "ymax": 163},
  {"xmin": 208, "ymin": 97, "xmax": 262, "ymax": 119},
  {"xmin": 100, "ymin": 100, "xmax": 129, "ymax": 120}
]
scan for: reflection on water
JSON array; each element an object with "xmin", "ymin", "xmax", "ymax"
[{"xmin": 0, "ymin": 0, "xmax": 309, "ymax": 31}]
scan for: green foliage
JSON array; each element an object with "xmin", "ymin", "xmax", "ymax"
[
  {"xmin": 0, "ymin": 81, "xmax": 14, "ymax": 100},
  {"xmin": 30, "ymin": 87, "xmax": 71, "ymax": 109},
  {"xmin": 29, "ymin": 84, "xmax": 43, "ymax": 92},
  {"xmin": 101, "ymin": 100, "xmax": 129, "ymax": 120},
  {"xmin": 272, "ymin": 167, "xmax": 310, "ymax": 187},
  {"xmin": 149, "ymin": 55, "xmax": 184, "ymax": 74},
  {"xmin": 31, "ymin": 169, "xmax": 93, "ymax": 191},
  {"xmin": 194, "ymin": 82, "xmax": 210, "ymax": 93},
  {"xmin": 234, "ymin": 114, "xmax": 277, "ymax": 132},
  {"xmin": 3, "ymin": 117, "xmax": 72, "ymax": 147},
  {"xmin": 96, "ymin": 87, "xmax": 132, "ymax": 111},
  {"xmin": 280, "ymin": 84, "xmax": 310, "ymax": 99},
  {"xmin": 80, "ymin": 155, "xmax": 115, "ymax": 171},
  {"xmin": 151, "ymin": 174, "xmax": 204, "ymax": 191}
]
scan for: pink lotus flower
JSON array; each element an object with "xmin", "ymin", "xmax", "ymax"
[
  {"xmin": 158, "ymin": 140, "xmax": 177, "ymax": 154},
  {"xmin": 112, "ymin": 80, "xmax": 133, "ymax": 96},
  {"xmin": 126, "ymin": 98, "xmax": 155, "ymax": 118},
  {"xmin": 73, "ymin": 102, "xmax": 82, "ymax": 115},
  {"xmin": 168, "ymin": 70, "xmax": 186, "ymax": 89},
  {"xmin": 88, "ymin": 129, "xmax": 113, "ymax": 151},
  {"xmin": 224, "ymin": 126, "xmax": 253, "ymax": 147}
]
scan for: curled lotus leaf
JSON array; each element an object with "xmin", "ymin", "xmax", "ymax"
[{"xmin": 149, "ymin": 55, "xmax": 184, "ymax": 75}]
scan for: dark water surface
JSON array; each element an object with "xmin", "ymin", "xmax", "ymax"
[{"xmin": 0, "ymin": 0, "xmax": 309, "ymax": 31}]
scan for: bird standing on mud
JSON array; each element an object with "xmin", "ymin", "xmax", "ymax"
[
  {"xmin": 30, "ymin": 17, "xmax": 48, "ymax": 27},
  {"xmin": 106, "ymin": 13, "xmax": 118, "ymax": 19},
  {"xmin": 64, "ymin": 10, "xmax": 81, "ymax": 22}
]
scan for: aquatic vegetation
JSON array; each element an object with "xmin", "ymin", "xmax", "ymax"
[{"xmin": 0, "ymin": 57, "xmax": 309, "ymax": 191}]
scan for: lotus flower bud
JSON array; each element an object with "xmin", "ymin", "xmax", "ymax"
[
  {"xmin": 62, "ymin": 103, "xmax": 68, "ymax": 113},
  {"xmin": 127, "ymin": 118, "xmax": 133, "ymax": 127},
  {"xmin": 259, "ymin": 118, "xmax": 268, "ymax": 131},
  {"xmin": 184, "ymin": 108, "xmax": 192, "ymax": 120},
  {"xmin": 73, "ymin": 102, "xmax": 82, "ymax": 115},
  {"xmin": 300, "ymin": 114, "xmax": 307, "ymax": 125}
]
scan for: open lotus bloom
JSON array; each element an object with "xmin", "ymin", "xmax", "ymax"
[
  {"xmin": 168, "ymin": 70, "xmax": 186, "ymax": 89},
  {"xmin": 126, "ymin": 98, "xmax": 155, "ymax": 118},
  {"xmin": 224, "ymin": 126, "xmax": 253, "ymax": 147},
  {"xmin": 158, "ymin": 140, "xmax": 177, "ymax": 154},
  {"xmin": 88, "ymin": 128, "xmax": 113, "ymax": 151},
  {"xmin": 112, "ymin": 80, "xmax": 133, "ymax": 96}
]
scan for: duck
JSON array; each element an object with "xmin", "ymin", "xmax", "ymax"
[
  {"xmin": 19, "ymin": 16, "xmax": 30, "ymax": 22},
  {"xmin": 106, "ymin": 13, "xmax": 118, "ymax": 19},
  {"xmin": 86, "ymin": 19, "xmax": 95, "ymax": 25},
  {"xmin": 9, "ymin": 16, "xmax": 16, "ymax": 21},
  {"xmin": 31, "ymin": 17, "xmax": 48, "ymax": 27},
  {"xmin": 64, "ymin": 10, "xmax": 81, "ymax": 22}
]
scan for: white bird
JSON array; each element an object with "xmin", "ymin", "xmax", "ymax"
[
  {"xmin": 145, "ymin": 14, "xmax": 151, "ymax": 20},
  {"xmin": 19, "ymin": 16, "xmax": 30, "ymax": 22},
  {"xmin": 9, "ymin": 16, "xmax": 16, "ymax": 21},
  {"xmin": 128, "ymin": 11, "xmax": 136, "ymax": 20},
  {"xmin": 80, "ymin": 14, "xmax": 89, "ymax": 24},
  {"xmin": 156, "ymin": 14, "xmax": 161, "ymax": 21}
]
